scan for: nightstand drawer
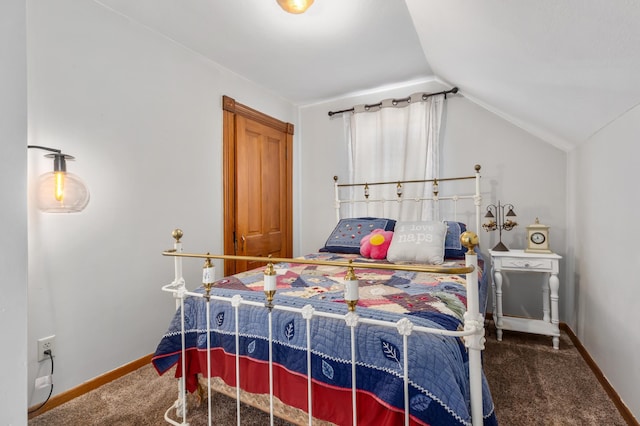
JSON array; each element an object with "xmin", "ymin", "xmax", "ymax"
[{"xmin": 498, "ymin": 257, "xmax": 553, "ymax": 271}]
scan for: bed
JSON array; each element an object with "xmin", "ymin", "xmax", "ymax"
[{"xmin": 152, "ymin": 165, "xmax": 497, "ymax": 426}]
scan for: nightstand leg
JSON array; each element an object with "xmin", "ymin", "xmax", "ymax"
[
  {"xmin": 494, "ymin": 270, "xmax": 503, "ymax": 341},
  {"xmin": 491, "ymin": 275, "xmax": 497, "ymax": 320},
  {"xmin": 542, "ymin": 273, "xmax": 550, "ymax": 323},
  {"xmin": 549, "ymin": 273, "xmax": 560, "ymax": 349}
]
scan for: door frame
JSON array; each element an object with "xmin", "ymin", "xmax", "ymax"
[{"xmin": 222, "ymin": 95, "xmax": 294, "ymax": 276}]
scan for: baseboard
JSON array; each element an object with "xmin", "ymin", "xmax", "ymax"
[
  {"xmin": 27, "ymin": 353, "xmax": 153, "ymax": 420},
  {"xmin": 559, "ymin": 323, "xmax": 638, "ymax": 426}
]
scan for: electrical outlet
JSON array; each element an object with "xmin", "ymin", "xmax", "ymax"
[{"xmin": 37, "ymin": 335, "xmax": 55, "ymax": 362}]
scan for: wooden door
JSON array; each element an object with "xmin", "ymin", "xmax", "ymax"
[{"xmin": 222, "ymin": 96, "xmax": 293, "ymax": 275}]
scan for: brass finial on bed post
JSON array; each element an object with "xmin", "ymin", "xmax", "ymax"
[
  {"xmin": 263, "ymin": 257, "xmax": 277, "ymax": 309},
  {"xmin": 344, "ymin": 261, "xmax": 359, "ymax": 312},
  {"xmin": 172, "ymin": 228, "xmax": 183, "ymax": 243},
  {"xmin": 203, "ymin": 255, "xmax": 214, "ymax": 300},
  {"xmin": 460, "ymin": 231, "xmax": 479, "ymax": 255}
]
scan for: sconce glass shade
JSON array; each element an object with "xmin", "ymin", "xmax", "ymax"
[
  {"xmin": 36, "ymin": 171, "xmax": 90, "ymax": 213},
  {"xmin": 28, "ymin": 146, "xmax": 90, "ymax": 213},
  {"xmin": 277, "ymin": 0, "xmax": 314, "ymax": 14}
]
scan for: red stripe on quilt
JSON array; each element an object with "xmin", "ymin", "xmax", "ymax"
[{"xmin": 169, "ymin": 348, "xmax": 429, "ymax": 426}]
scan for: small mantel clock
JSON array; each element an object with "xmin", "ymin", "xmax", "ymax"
[{"xmin": 525, "ymin": 218, "xmax": 552, "ymax": 253}]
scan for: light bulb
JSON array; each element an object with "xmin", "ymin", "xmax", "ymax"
[{"xmin": 54, "ymin": 171, "xmax": 65, "ymax": 201}]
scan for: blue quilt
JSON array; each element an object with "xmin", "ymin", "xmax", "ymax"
[{"xmin": 153, "ymin": 253, "xmax": 497, "ymax": 425}]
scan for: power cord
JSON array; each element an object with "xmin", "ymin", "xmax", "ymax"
[{"xmin": 28, "ymin": 349, "xmax": 54, "ymax": 414}]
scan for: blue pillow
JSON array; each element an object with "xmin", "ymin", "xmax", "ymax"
[
  {"xmin": 323, "ymin": 217, "xmax": 396, "ymax": 254},
  {"xmin": 444, "ymin": 221, "xmax": 468, "ymax": 258}
]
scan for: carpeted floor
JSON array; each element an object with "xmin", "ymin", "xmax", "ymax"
[
  {"xmin": 28, "ymin": 363, "xmax": 289, "ymax": 426},
  {"xmin": 482, "ymin": 328, "xmax": 627, "ymax": 425},
  {"xmin": 29, "ymin": 327, "xmax": 629, "ymax": 425}
]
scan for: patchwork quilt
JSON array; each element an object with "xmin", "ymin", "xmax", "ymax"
[{"xmin": 152, "ymin": 253, "xmax": 497, "ymax": 425}]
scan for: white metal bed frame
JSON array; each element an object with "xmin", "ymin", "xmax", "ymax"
[
  {"xmin": 159, "ymin": 164, "xmax": 487, "ymax": 426},
  {"xmin": 333, "ymin": 164, "xmax": 482, "ymax": 234}
]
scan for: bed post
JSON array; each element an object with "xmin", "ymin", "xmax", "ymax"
[
  {"xmin": 461, "ymin": 231, "xmax": 485, "ymax": 426},
  {"xmin": 333, "ymin": 175, "xmax": 340, "ymax": 222},
  {"xmin": 163, "ymin": 229, "xmax": 190, "ymax": 425},
  {"xmin": 474, "ymin": 165, "xmax": 482, "ymax": 235}
]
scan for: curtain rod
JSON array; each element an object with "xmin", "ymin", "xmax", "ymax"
[{"xmin": 327, "ymin": 87, "xmax": 458, "ymax": 117}]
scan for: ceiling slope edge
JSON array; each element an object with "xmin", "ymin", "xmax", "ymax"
[
  {"xmin": 92, "ymin": 0, "xmax": 295, "ymax": 107},
  {"xmin": 298, "ymin": 76, "xmax": 440, "ymax": 109},
  {"xmin": 438, "ymin": 78, "xmax": 575, "ymax": 153}
]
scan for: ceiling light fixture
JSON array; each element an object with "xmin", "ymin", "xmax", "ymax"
[
  {"xmin": 28, "ymin": 145, "xmax": 90, "ymax": 213},
  {"xmin": 276, "ymin": 0, "xmax": 314, "ymax": 14}
]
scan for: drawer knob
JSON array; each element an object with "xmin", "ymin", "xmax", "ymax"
[{"xmin": 524, "ymin": 263, "xmax": 530, "ymax": 267}]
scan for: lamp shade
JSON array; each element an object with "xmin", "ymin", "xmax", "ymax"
[
  {"xmin": 277, "ymin": 0, "xmax": 314, "ymax": 14},
  {"xmin": 36, "ymin": 171, "xmax": 90, "ymax": 213},
  {"xmin": 28, "ymin": 146, "xmax": 91, "ymax": 213}
]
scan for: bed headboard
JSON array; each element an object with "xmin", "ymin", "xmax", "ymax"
[{"xmin": 333, "ymin": 164, "xmax": 482, "ymax": 234}]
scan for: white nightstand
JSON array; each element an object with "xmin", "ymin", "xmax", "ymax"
[{"xmin": 489, "ymin": 249, "xmax": 562, "ymax": 349}]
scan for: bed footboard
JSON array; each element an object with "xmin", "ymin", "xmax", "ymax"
[{"xmin": 154, "ymin": 229, "xmax": 494, "ymax": 426}]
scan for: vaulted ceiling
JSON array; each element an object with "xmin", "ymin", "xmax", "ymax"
[{"xmin": 96, "ymin": 0, "xmax": 640, "ymax": 151}]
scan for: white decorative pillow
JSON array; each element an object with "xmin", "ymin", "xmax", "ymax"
[{"xmin": 386, "ymin": 221, "xmax": 448, "ymax": 265}]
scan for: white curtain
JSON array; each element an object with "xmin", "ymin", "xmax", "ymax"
[{"xmin": 345, "ymin": 93, "xmax": 444, "ymax": 221}]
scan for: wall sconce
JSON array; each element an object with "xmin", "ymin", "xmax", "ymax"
[
  {"xmin": 28, "ymin": 145, "xmax": 90, "ymax": 213},
  {"xmin": 277, "ymin": 0, "xmax": 314, "ymax": 14},
  {"xmin": 482, "ymin": 201, "xmax": 517, "ymax": 251}
]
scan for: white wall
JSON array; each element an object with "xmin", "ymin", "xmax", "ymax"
[
  {"xmin": 27, "ymin": 0, "xmax": 296, "ymax": 402},
  {"xmin": 573, "ymin": 106, "xmax": 640, "ymax": 417},
  {"xmin": 0, "ymin": 1, "xmax": 28, "ymax": 423},
  {"xmin": 298, "ymin": 80, "xmax": 568, "ymax": 320}
]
